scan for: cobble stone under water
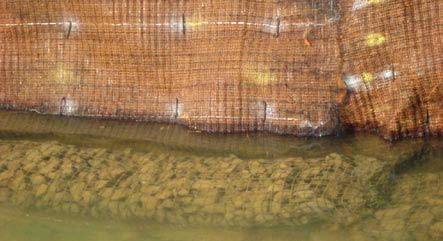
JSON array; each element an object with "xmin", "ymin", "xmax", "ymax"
[{"xmin": 0, "ymin": 139, "xmax": 418, "ymax": 227}]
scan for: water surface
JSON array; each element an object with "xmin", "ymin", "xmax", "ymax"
[{"xmin": 0, "ymin": 110, "xmax": 442, "ymax": 241}]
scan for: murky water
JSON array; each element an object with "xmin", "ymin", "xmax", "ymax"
[{"xmin": 0, "ymin": 111, "xmax": 442, "ymax": 241}]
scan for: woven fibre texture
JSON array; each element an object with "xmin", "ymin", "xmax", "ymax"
[
  {"xmin": 339, "ymin": 0, "xmax": 443, "ymax": 139},
  {"xmin": 0, "ymin": 0, "xmax": 441, "ymax": 138}
]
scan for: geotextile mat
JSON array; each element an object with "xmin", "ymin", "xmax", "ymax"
[{"xmin": 0, "ymin": 0, "xmax": 441, "ymax": 138}]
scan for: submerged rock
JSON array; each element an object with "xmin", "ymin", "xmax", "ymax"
[
  {"xmin": 30, "ymin": 174, "xmax": 45, "ymax": 185},
  {"xmin": 0, "ymin": 188, "xmax": 11, "ymax": 202},
  {"xmin": 348, "ymin": 171, "xmax": 443, "ymax": 241},
  {"xmin": 0, "ymin": 139, "xmax": 427, "ymax": 228},
  {"xmin": 431, "ymin": 222, "xmax": 443, "ymax": 239}
]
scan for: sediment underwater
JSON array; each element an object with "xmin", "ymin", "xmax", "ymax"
[{"xmin": 0, "ymin": 111, "xmax": 442, "ymax": 241}]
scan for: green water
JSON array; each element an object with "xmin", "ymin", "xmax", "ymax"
[
  {"xmin": 0, "ymin": 204, "xmax": 354, "ymax": 241},
  {"xmin": 0, "ymin": 110, "xmax": 442, "ymax": 241}
]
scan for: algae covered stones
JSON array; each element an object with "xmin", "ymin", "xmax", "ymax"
[
  {"xmin": 0, "ymin": 187, "xmax": 11, "ymax": 202},
  {"xmin": 0, "ymin": 139, "xmax": 402, "ymax": 227},
  {"xmin": 348, "ymin": 172, "xmax": 443, "ymax": 240}
]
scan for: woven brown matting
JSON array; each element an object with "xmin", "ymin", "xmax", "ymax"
[{"xmin": 0, "ymin": 0, "xmax": 441, "ymax": 139}]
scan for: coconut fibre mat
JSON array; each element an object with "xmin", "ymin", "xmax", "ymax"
[{"xmin": 0, "ymin": 0, "xmax": 442, "ymax": 139}]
